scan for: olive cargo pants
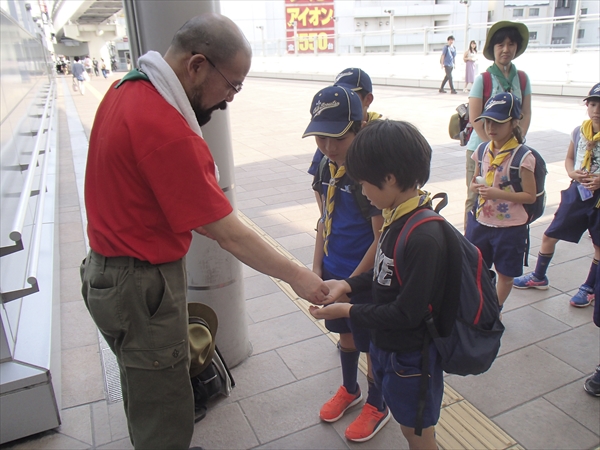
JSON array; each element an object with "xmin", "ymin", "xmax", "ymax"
[{"xmin": 81, "ymin": 251, "xmax": 193, "ymax": 450}]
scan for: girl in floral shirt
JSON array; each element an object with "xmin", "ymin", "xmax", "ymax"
[{"xmin": 467, "ymin": 92, "xmax": 536, "ymax": 307}]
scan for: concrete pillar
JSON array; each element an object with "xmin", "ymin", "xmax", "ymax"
[{"xmin": 122, "ymin": 0, "xmax": 251, "ymax": 367}]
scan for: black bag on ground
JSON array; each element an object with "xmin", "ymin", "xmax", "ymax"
[{"xmin": 188, "ymin": 303, "xmax": 235, "ymax": 422}]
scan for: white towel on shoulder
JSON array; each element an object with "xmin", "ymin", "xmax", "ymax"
[{"xmin": 138, "ymin": 51, "xmax": 202, "ymax": 138}]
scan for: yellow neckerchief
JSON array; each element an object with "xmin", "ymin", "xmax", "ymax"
[
  {"xmin": 323, "ymin": 162, "xmax": 346, "ymax": 256},
  {"xmin": 475, "ymin": 137, "xmax": 519, "ymax": 218},
  {"xmin": 381, "ymin": 191, "xmax": 432, "ymax": 232},
  {"xmin": 580, "ymin": 120, "xmax": 600, "ymax": 171},
  {"xmin": 367, "ymin": 111, "xmax": 383, "ymax": 122}
]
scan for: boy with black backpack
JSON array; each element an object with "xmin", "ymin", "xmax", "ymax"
[
  {"xmin": 303, "ymin": 85, "xmax": 389, "ymax": 442},
  {"xmin": 514, "ymin": 83, "xmax": 600, "ymax": 308},
  {"xmin": 309, "ymin": 120, "xmax": 454, "ymax": 449}
]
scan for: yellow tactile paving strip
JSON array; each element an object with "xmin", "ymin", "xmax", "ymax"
[{"xmin": 240, "ymin": 211, "xmax": 520, "ymax": 450}]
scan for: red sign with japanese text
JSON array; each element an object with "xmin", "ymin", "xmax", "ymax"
[{"xmin": 285, "ymin": 0, "xmax": 335, "ymax": 53}]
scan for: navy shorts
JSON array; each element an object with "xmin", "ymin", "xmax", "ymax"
[
  {"xmin": 322, "ymin": 267, "xmax": 371, "ymax": 352},
  {"xmin": 370, "ymin": 343, "xmax": 443, "ymax": 429},
  {"xmin": 545, "ymin": 182, "xmax": 600, "ymax": 246},
  {"xmin": 465, "ymin": 212, "xmax": 528, "ymax": 278}
]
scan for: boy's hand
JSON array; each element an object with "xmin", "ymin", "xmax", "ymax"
[
  {"xmin": 569, "ymin": 169, "xmax": 590, "ymax": 184},
  {"xmin": 316, "ymin": 279, "xmax": 351, "ymax": 305},
  {"xmin": 309, "ymin": 303, "xmax": 352, "ymax": 320}
]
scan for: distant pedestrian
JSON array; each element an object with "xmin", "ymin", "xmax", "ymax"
[
  {"xmin": 92, "ymin": 57, "xmax": 99, "ymax": 76},
  {"xmin": 463, "ymin": 40, "xmax": 478, "ymax": 92},
  {"xmin": 100, "ymin": 58, "xmax": 108, "ymax": 78},
  {"xmin": 71, "ymin": 56, "xmax": 86, "ymax": 95},
  {"xmin": 439, "ymin": 35, "xmax": 457, "ymax": 94},
  {"xmin": 84, "ymin": 56, "xmax": 93, "ymax": 77}
]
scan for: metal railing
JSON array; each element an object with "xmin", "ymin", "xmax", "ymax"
[
  {"xmin": 251, "ymin": 14, "xmax": 600, "ymax": 57},
  {"xmin": 1, "ymin": 81, "xmax": 56, "ymax": 303}
]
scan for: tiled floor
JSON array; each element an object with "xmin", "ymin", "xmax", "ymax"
[{"xmin": 2, "ymin": 72, "xmax": 599, "ymax": 450}]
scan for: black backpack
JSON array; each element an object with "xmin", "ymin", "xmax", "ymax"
[{"xmin": 394, "ymin": 208, "xmax": 504, "ymax": 434}]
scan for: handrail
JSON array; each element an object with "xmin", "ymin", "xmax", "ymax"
[
  {"xmin": 1, "ymin": 82, "xmax": 55, "ymax": 304},
  {"xmin": 26, "ymin": 82, "xmax": 56, "ymax": 288},
  {"xmin": 9, "ymin": 83, "xmax": 53, "ymax": 243}
]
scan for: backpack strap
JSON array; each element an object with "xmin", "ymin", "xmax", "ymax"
[
  {"xmin": 482, "ymin": 71, "xmax": 492, "ymax": 106},
  {"xmin": 393, "ymin": 209, "xmax": 442, "ymax": 286},
  {"xmin": 115, "ymin": 68, "xmax": 150, "ymax": 89},
  {"xmin": 505, "ymin": 144, "xmax": 529, "ymax": 193},
  {"xmin": 517, "ymin": 70, "xmax": 527, "ymax": 95}
]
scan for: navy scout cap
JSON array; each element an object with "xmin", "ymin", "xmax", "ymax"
[
  {"xmin": 584, "ymin": 82, "xmax": 600, "ymax": 102},
  {"xmin": 302, "ymin": 85, "xmax": 364, "ymax": 138},
  {"xmin": 475, "ymin": 92, "xmax": 522, "ymax": 124},
  {"xmin": 334, "ymin": 68, "xmax": 373, "ymax": 93}
]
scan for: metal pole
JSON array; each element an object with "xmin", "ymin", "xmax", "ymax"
[
  {"xmin": 423, "ymin": 27, "xmax": 429, "ymax": 54},
  {"xmin": 464, "ymin": 1, "xmax": 470, "ymax": 53},
  {"xmin": 122, "ymin": 0, "xmax": 251, "ymax": 367},
  {"xmin": 334, "ymin": 16, "xmax": 339, "ymax": 55},
  {"xmin": 361, "ymin": 31, "xmax": 365, "ymax": 55},
  {"xmin": 570, "ymin": 0, "xmax": 582, "ymax": 54},
  {"xmin": 313, "ymin": 34, "xmax": 318, "ymax": 55},
  {"xmin": 389, "ymin": 12, "xmax": 394, "ymax": 55},
  {"xmin": 293, "ymin": 21, "xmax": 298, "ymax": 56}
]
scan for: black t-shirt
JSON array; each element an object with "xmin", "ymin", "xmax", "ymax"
[{"xmin": 348, "ymin": 206, "xmax": 448, "ymax": 353}]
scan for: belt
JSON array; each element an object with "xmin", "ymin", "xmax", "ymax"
[{"xmin": 90, "ymin": 249, "xmax": 154, "ymax": 268}]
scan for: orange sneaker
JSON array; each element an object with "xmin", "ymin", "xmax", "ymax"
[
  {"xmin": 319, "ymin": 386, "xmax": 362, "ymax": 422},
  {"xmin": 345, "ymin": 403, "xmax": 391, "ymax": 442}
]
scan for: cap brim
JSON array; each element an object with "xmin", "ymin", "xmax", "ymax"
[
  {"xmin": 475, "ymin": 113, "xmax": 513, "ymax": 123},
  {"xmin": 334, "ymin": 82, "xmax": 363, "ymax": 92},
  {"xmin": 584, "ymin": 95, "xmax": 600, "ymax": 102},
  {"xmin": 302, "ymin": 121, "xmax": 353, "ymax": 138}
]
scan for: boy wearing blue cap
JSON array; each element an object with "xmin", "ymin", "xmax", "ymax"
[
  {"xmin": 467, "ymin": 92, "xmax": 537, "ymax": 307},
  {"xmin": 308, "ymin": 68, "xmax": 382, "ymax": 210},
  {"xmin": 514, "ymin": 82, "xmax": 600, "ymax": 307},
  {"xmin": 303, "ymin": 85, "xmax": 389, "ymax": 442}
]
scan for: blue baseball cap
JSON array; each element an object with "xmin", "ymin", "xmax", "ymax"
[
  {"xmin": 302, "ymin": 86, "xmax": 364, "ymax": 138},
  {"xmin": 334, "ymin": 68, "xmax": 373, "ymax": 93},
  {"xmin": 475, "ymin": 92, "xmax": 522, "ymax": 123},
  {"xmin": 584, "ymin": 82, "xmax": 600, "ymax": 102}
]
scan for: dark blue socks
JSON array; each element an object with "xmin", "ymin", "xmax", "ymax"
[
  {"xmin": 533, "ymin": 252, "xmax": 553, "ymax": 279},
  {"xmin": 340, "ymin": 348, "xmax": 360, "ymax": 395}
]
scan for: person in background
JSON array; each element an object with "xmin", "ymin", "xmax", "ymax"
[
  {"xmin": 463, "ymin": 21, "xmax": 532, "ymax": 231},
  {"xmin": 513, "ymin": 83, "xmax": 600, "ymax": 308},
  {"xmin": 439, "ymin": 35, "xmax": 457, "ymax": 94},
  {"xmin": 463, "ymin": 40, "xmax": 478, "ymax": 93}
]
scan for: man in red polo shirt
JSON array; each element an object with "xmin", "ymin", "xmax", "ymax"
[{"xmin": 81, "ymin": 13, "xmax": 328, "ymax": 450}]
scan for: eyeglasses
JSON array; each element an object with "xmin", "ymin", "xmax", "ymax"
[{"xmin": 193, "ymin": 53, "xmax": 243, "ymax": 93}]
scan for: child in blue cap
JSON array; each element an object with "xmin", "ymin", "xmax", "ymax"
[
  {"xmin": 303, "ymin": 85, "xmax": 390, "ymax": 442},
  {"xmin": 466, "ymin": 92, "xmax": 537, "ymax": 307},
  {"xmin": 514, "ymin": 82, "xmax": 600, "ymax": 307}
]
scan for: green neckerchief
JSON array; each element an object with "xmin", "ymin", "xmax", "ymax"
[{"xmin": 487, "ymin": 63, "xmax": 517, "ymax": 92}]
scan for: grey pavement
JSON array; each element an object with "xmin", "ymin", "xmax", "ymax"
[{"xmin": 2, "ymin": 72, "xmax": 599, "ymax": 450}]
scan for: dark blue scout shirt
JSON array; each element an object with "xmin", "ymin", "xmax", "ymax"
[{"xmin": 317, "ymin": 163, "xmax": 380, "ymax": 278}]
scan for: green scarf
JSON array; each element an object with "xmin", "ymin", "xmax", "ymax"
[{"xmin": 487, "ymin": 63, "xmax": 517, "ymax": 92}]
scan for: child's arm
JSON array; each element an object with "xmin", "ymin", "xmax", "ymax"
[
  {"xmin": 565, "ymin": 140, "xmax": 589, "ymax": 184},
  {"xmin": 349, "ymin": 215, "xmax": 384, "ymax": 277},
  {"xmin": 477, "ymin": 167, "xmax": 536, "ymax": 204},
  {"xmin": 469, "ymin": 163, "xmax": 483, "ymax": 193},
  {"xmin": 312, "ymin": 216, "xmax": 325, "ymax": 278}
]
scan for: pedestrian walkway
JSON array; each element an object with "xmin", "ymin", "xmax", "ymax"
[{"xmin": 2, "ymin": 73, "xmax": 598, "ymax": 450}]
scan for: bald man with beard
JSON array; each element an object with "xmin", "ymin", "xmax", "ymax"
[{"xmin": 81, "ymin": 13, "xmax": 329, "ymax": 450}]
